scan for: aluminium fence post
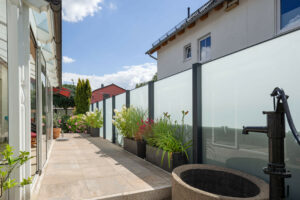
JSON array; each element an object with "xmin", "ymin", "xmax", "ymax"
[
  {"xmin": 192, "ymin": 63, "xmax": 202, "ymax": 164},
  {"xmin": 103, "ymin": 98, "xmax": 106, "ymax": 139},
  {"xmin": 126, "ymin": 90, "xmax": 130, "ymax": 108},
  {"xmin": 112, "ymin": 95, "xmax": 116, "ymax": 143},
  {"xmin": 148, "ymin": 81, "xmax": 154, "ymax": 121}
]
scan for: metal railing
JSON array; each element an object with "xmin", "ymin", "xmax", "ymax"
[{"xmin": 152, "ymin": 0, "xmax": 216, "ymax": 48}]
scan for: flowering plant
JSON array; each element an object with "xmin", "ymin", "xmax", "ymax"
[
  {"xmin": 66, "ymin": 114, "xmax": 87, "ymax": 133},
  {"xmin": 86, "ymin": 109, "xmax": 103, "ymax": 128},
  {"xmin": 144, "ymin": 111, "xmax": 192, "ymax": 168},
  {"xmin": 113, "ymin": 106, "xmax": 146, "ymax": 140},
  {"xmin": 136, "ymin": 118, "xmax": 154, "ymax": 141},
  {"xmin": 53, "ymin": 113, "xmax": 62, "ymax": 128}
]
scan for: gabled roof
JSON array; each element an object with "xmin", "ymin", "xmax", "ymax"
[
  {"xmin": 92, "ymin": 84, "xmax": 126, "ymax": 93},
  {"xmin": 146, "ymin": 0, "xmax": 226, "ymax": 55}
]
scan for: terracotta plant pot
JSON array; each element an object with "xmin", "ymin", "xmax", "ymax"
[{"xmin": 53, "ymin": 128, "xmax": 61, "ymax": 139}]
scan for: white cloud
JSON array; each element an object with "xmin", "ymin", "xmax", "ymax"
[
  {"xmin": 62, "ymin": 0, "xmax": 103, "ymax": 22},
  {"xmin": 63, "ymin": 63, "xmax": 157, "ymax": 90},
  {"xmin": 63, "ymin": 56, "xmax": 75, "ymax": 64},
  {"xmin": 108, "ymin": 2, "xmax": 117, "ymax": 10}
]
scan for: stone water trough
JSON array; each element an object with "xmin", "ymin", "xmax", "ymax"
[{"xmin": 172, "ymin": 164, "xmax": 269, "ymax": 200}]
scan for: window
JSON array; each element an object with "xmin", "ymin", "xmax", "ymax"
[
  {"xmin": 184, "ymin": 44, "xmax": 192, "ymax": 60},
  {"xmin": 199, "ymin": 35, "xmax": 211, "ymax": 62},
  {"xmin": 280, "ymin": 0, "xmax": 300, "ymax": 31}
]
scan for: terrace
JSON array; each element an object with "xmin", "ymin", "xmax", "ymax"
[
  {"xmin": 32, "ymin": 29, "xmax": 300, "ymax": 200},
  {"xmin": 32, "ymin": 134, "xmax": 171, "ymax": 200}
]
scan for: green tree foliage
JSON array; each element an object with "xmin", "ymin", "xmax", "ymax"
[
  {"xmin": 135, "ymin": 72, "xmax": 157, "ymax": 88},
  {"xmin": 53, "ymin": 84, "xmax": 76, "ymax": 115},
  {"xmin": 74, "ymin": 79, "xmax": 92, "ymax": 114}
]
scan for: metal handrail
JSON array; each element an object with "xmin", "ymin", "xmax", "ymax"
[
  {"xmin": 151, "ymin": 0, "xmax": 216, "ymax": 47},
  {"xmin": 271, "ymin": 87, "xmax": 300, "ymax": 145}
]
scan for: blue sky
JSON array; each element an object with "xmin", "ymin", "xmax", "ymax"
[{"xmin": 62, "ymin": 0, "xmax": 208, "ymax": 89}]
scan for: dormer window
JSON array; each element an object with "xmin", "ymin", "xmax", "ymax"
[{"xmin": 184, "ymin": 44, "xmax": 192, "ymax": 61}]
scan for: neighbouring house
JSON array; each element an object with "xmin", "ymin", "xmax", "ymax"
[
  {"xmin": 90, "ymin": 84, "xmax": 126, "ymax": 111},
  {"xmin": 146, "ymin": 0, "xmax": 300, "ymax": 80},
  {"xmin": 0, "ymin": 0, "xmax": 61, "ymax": 199}
]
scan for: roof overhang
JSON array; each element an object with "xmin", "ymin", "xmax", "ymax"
[{"xmin": 145, "ymin": 0, "xmax": 226, "ymax": 55}]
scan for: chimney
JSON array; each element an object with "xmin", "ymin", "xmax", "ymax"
[
  {"xmin": 101, "ymin": 84, "xmax": 104, "ymax": 88},
  {"xmin": 187, "ymin": 7, "xmax": 190, "ymax": 18}
]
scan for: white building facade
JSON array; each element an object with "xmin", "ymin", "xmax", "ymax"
[
  {"xmin": 0, "ymin": 0, "xmax": 61, "ymax": 199},
  {"xmin": 147, "ymin": 0, "xmax": 300, "ymax": 80}
]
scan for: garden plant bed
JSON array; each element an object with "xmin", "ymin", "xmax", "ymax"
[
  {"xmin": 146, "ymin": 144, "xmax": 187, "ymax": 172},
  {"xmin": 123, "ymin": 137, "xmax": 146, "ymax": 158}
]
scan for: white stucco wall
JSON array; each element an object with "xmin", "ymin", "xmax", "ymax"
[{"xmin": 157, "ymin": 0, "xmax": 277, "ymax": 79}]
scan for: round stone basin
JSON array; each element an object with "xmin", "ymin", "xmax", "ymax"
[{"xmin": 172, "ymin": 164, "xmax": 268, "ymax": 200}]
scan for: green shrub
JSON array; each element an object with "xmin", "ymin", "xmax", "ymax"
[
  {"xmin": 86, "ymin": 109, "xmax": 103, "ymax": 128},
  {"xmin": 60, "ymin": 115, "xmax": 71, "ymax": 133},
  {"xmin": 66, "ymin": 114, "xmax": 87, "ymax": 133},
  {"xmin": 0, "ymin": 145, "xmax": 32, "ymax": 196}
]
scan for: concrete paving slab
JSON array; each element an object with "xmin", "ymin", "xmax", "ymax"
[{"xmin": 33, "ymin": 133, "xmax": 171, "ymax": 200}]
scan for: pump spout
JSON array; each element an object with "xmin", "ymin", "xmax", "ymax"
[{"xmin": 242, "ymin": 126, "xmax": 268, "ymax": 135}]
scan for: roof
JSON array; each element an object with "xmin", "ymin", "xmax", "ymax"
[
  {"xmin": 146, "ymin": 0, "xmax": 225, "ymax": 55},
  {"xmin": 91, "ymin": 84, "xmax": 126, "ymax": 103},
  {"xmin": 92, "ymin": 84, "xmax": 126, "ymax": 93}
]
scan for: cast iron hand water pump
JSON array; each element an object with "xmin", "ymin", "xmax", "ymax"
[{"xmin": 243, "ymin": 87, "xmax": 300, "ymax": 200}]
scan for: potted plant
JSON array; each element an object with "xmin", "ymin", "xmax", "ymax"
[
  {"xmin": 0, "ymin": 145, "xmax": 32, "ymax": 199},
  {"xmin": 53, "ymin": 113, "xmax": 62, "ymax": 139},
  {"xmin": 86, "ymin": 109, "xmax": 103, "ymax": 137},
  {"xmin": 144, "ymin": 111, "xmax": 192, "ymax": 172},
  {"xmin": 113, "ymin": 106, "xmax": 147, "ymax": 158}
]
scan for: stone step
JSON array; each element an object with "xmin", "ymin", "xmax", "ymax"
[{"xmin": 87, "ymin": 185, "xmax": 171, "ymax": 200}]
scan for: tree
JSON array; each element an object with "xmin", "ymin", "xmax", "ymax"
[
  {"xmin": 53, "ymin": 84, "xmax": 76, "ymax": 115},
  {"xmin": 74, "ymin": 78, "xmax": 92, "ymax": 114},
  {"xmin": 135, "ymin": 72, "xmax": 158, "ymax": 88}
]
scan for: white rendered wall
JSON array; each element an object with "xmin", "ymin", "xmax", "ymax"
[{"xmin": 157, "ymin": 0, "xmax": 276, "ymax": 79}]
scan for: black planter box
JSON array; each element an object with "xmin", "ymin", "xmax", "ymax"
[
  {"xmin": 91, "ymin": 127, "xmax": 100, "ymax": 137},
  {"xmin": 123, "ymin": 137, "xmax": 146, "ymax": 158},
  {"xmin": 146, "ymin": 144, "xmax": 187, "ymax": 172}
]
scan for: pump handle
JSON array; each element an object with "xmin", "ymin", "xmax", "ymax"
[{"xmin": 271, "ymin": 87, "xmax": 300, "ymax": 145}]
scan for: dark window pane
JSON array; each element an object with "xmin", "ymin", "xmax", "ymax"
[{"xmin": 280, "ymin": 0, "xmax": 300, "ymax": 29}]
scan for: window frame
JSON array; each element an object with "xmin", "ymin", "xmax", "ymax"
[
  {"xmin": 276, "ymin": 0, "xmax": 300, "ymax": 34},
  {"xmin": 198, "ymin": 34, "xmax": 211, "ymax": 63},
  {"xmin": 183, "ymin": 43, "xmax": 192, "ymax": 62}
]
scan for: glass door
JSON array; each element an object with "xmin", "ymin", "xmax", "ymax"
[{"xmin": 30, "ymin": 36, "xmax": 38, "ymax": 177}]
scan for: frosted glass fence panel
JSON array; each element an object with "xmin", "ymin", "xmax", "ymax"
[
  {"xmin": 105, "ymin": 98, "xmax": 113, "ymax": 141},
  {"xmin": 115, "ymin": 93, "xmax": 126, "ymax": 146},
  {"xmin": 154, "ymin": 69, "xmax": 193, "ymax": 161},
  {"xmin": 130, "ymin": 85, "xmax": 148, "ymax": 112},
  {"xmin": 99, "ymin": 101, "xmax": 103, "ymax": 137},
  {"xmin": 202, "ymin": 30, "xmax": 300, "ymax": 199}
]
